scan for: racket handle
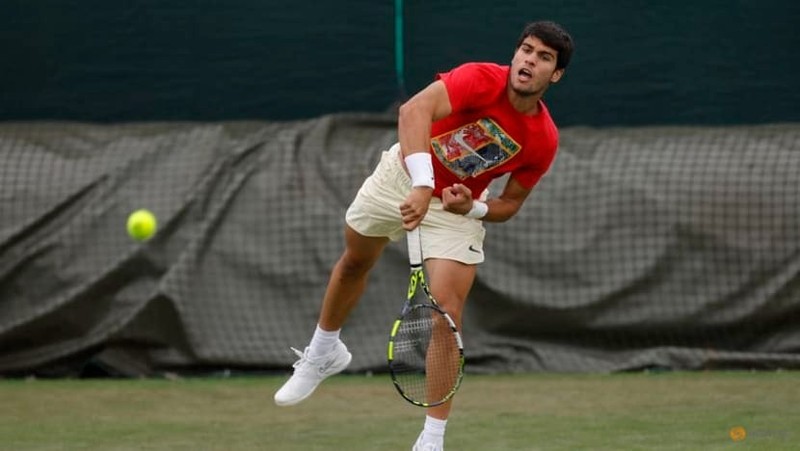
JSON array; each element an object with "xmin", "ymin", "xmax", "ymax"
[{"xmin": 406, "ymin": 227, "xmax": 423, "ymax": 268}]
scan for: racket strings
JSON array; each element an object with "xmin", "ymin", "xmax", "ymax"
[{"xmin": 392, "ymin": 306, "xmax": 461, "ymax": 404}]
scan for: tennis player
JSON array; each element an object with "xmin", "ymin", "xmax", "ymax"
[{"xmin": 274, "ymin": 20, "xmax": 574, "ymax": 451}]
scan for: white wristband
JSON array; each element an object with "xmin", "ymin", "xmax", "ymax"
[
  {"xmin": 465, "ymin": 200, "xmax": 488, "ymax": 219},
  {"xmin": 404, "ymin": 152, "xmax": 435, "ymax": 188}
]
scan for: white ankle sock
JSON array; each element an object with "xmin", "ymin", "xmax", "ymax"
[
  {"xmin": 307, "ymin": 324, "xmax": 340, "ymax": 359},
  {"xmin": 420, "ymin": 415, "xmax": 447, "ymax": 445}
]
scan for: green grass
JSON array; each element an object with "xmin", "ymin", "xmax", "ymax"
[{"xmin": 0, "ymin": 372, "xmax": 797, "ymax": 450}]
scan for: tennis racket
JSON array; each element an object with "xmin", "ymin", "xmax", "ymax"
[{"xmin": 387, "ymin": 227, "xmax": 464, "ymax": 407}]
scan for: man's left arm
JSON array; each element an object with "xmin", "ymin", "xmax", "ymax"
[{"xmin": 442, "ymin": 177, "xmax": 533, "ymax": 222}]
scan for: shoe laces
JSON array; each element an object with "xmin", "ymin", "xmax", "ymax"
[
  {"xmin": 290, "ymin": 346, "xmax": 310, "ymax": 366},
  {"xmin": 290, "ymin": 346, "xmax": 306, "ymax": 362},
  {"xmin": 289, "ymin": 347, "xmax": 324, "ymax": 376}
]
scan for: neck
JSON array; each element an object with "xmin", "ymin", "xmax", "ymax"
[{"xmin": 507, "ymin": 86, "xmax": 543, "ymax": 115}]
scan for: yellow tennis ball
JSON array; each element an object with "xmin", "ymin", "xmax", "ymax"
[{"xmin": 127, "ymin": 209, "xmax": 157, "ymax": 241}]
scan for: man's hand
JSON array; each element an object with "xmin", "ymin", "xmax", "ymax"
[
  {"xmin": 400, "ymin": 187, "xmax": 434, "ymax": 230},
  {"xmin": 442, "ymin": 183, "xmax": 474, "ymax": 215}
]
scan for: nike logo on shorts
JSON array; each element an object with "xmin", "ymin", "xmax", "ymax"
[{"xmin": 468, "ymin": 245, "xmax": 482, "ymax": 254}]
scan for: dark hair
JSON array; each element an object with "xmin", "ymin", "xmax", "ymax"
[{"xmin": 517, "ymin": 21, "xmax": 574, "ymax": 70}]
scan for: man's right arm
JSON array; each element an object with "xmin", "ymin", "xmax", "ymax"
[
  {"xmin": 397, "ymin": 80, "xmax": 452, "ymax": 159},
  {"xmin": 397, "ymin": 80, "xmax": 453, "ymax": 230}
]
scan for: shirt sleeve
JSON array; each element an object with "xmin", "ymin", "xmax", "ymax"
[
  {"xmin": 512, "ymin": 135, "xmax": 559, "ymax": 189},
  {"xmin": 511, "ymin": 158, "xmax": 551, "ymax": 189}
]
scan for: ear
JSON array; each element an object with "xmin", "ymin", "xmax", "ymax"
[{"xmin": 550, "ymin": 68, "xmax": 565, "ymax": 84}]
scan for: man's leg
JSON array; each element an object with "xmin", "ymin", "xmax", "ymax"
[
  {"xmin": 318, "ymin": 226, "xmax": 389, "ymax": 331},
  {"xmin": 274, "ymin": 226, "xmax": 389, "ymax": 406},
  {"xmin": 412, "ymin": 258, "xmax": 476, "ymax": 450}
]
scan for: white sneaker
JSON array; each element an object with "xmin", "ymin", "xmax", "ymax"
[
  {"xmin": 273, "ymin": 340, "xmax": 352, "ymax": 406},
  {"xmin": 412, "ymin": 432, "xmax": 443, "ymax": 451}
]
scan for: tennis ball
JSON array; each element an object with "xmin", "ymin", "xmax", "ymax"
[{"xmin": 127, "ymin": 209, "xmax": 157, "ymax": 241}]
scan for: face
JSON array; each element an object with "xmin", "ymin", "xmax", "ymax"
[{"xmin": 509, "ymin": 36, "xmax": 564, "ymax": 98}]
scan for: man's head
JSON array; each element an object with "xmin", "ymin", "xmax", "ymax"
[
  {"xmin": 508, "ymin": 21, "xmax": 574, "ymax": 100},
  {"xmin": 516, "ymin": 21, "xmax": 574, "ymax": 70}
]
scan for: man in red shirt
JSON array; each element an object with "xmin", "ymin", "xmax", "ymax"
[{"xmin": 275, "ymin": 20, "xmax": 574, "ymax": 451}]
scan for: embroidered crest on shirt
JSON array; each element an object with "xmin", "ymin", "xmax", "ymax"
[{"xmin": 431, "ymin": 118, "xmax": 521, "ymax": 179}]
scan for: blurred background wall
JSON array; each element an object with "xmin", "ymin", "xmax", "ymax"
[{"xmin": 2, "ymin": 0, "xmax": 798, "ymax": 125}]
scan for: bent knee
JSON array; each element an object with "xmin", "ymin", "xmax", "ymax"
[
  {"xmin": 431, "ymin": 294, "xmax": 466, "ymax": 322},
  {"xmin": 336, "ymin": 251, "xmax": 378, "ymax": 278}
]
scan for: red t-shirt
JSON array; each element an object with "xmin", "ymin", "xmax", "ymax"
[{"xmin": 429, "ymin": 62, "xmax": 559, "ymax": 198}]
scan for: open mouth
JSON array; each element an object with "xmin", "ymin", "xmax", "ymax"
[{"xmin": 518, "ymin": 68, "xmax": 533, "ymax": 81}]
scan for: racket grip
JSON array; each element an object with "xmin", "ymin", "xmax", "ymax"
[{"xmin": 406, "ymin": 227, "xmax": 423, "ymax": 268}]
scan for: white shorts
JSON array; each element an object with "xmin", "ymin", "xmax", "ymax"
[{"xmin": 345, "ymin": 144, "xmax": 486, "ymax": 264}]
